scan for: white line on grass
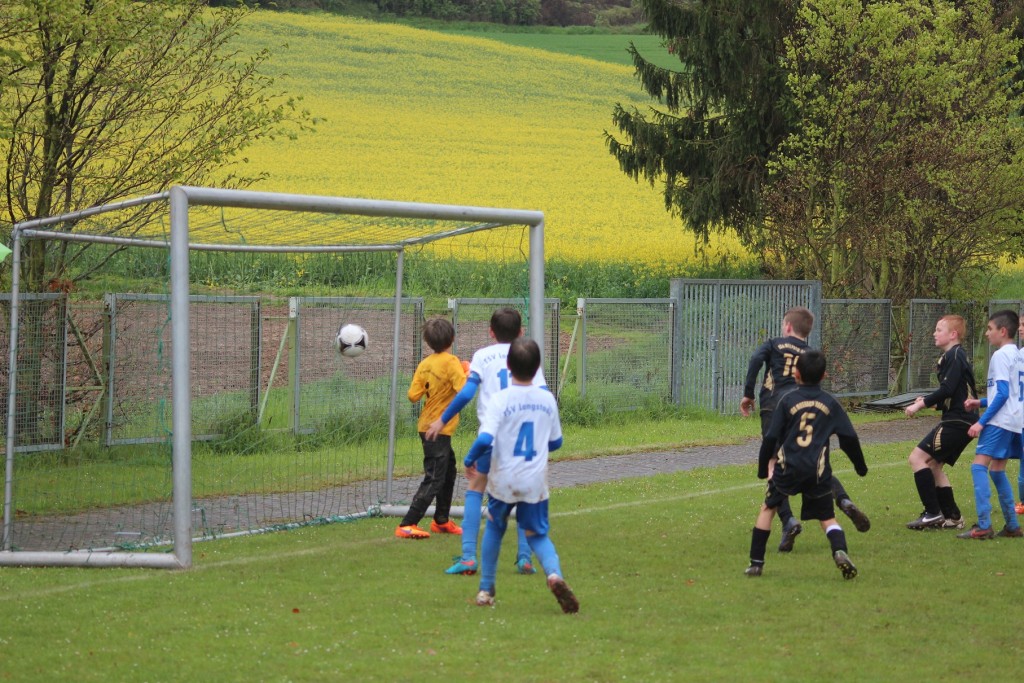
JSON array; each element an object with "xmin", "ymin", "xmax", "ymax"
[{"xmin": 2, "ymin": 462, "xmax": 904, "ymax": 602}]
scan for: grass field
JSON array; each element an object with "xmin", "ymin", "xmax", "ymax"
[{"xmin": 3, "ymin": 424, "xmax": 1023, "ymax": 681}]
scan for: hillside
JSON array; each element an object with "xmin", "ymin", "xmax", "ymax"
[{"xmin": 231, "ymin": 13, "xmax": 749, "ymax": 271}]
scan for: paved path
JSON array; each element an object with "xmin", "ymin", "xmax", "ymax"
[
  {"xmin": 9, "ymin": 416, "xmax": 934, "ymax": 552},
  {"xmin": 545, "ymin": 415, "xmax": 935, "ymax": 489}
]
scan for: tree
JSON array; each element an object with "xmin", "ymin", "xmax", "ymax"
[
  {"xmin": 605, "ymin": 0, "xmax": 799, "ymax": 244},
  {"xmin": 0, "ymin": 0, "xmax": 309, "ymax": 292},
  {"xmin": 0, "ymin": 0, "xmax": 308, "ymax": 445},
  {"xmin": 761, "ymin": 0, "xmax": 1024, "ymax": 301}
]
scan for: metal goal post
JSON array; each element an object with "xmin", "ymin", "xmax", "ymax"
[{"xmin": 2, "ymin": 186, "xmax": 546, "ymax": 569}]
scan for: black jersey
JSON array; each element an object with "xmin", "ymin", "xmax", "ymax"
[
  {"xmin": 758, "ymin": 383, "xmax": 867, "ymax": 481},
  {"xmin": 743, "ymin": 335, "xmax": 809, "ymax": 413},
  {"xmin": 922, "ymin": 344, "xmax": 979, "ymax": 423}
]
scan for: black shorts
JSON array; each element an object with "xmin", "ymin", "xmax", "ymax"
[
  {"xmin": 917, "ymin": 420, "xmax": 974, "ymax": 466},
  {"xmin": 764, "ymin": 473, "xmax": 835, "ymax": 522}
]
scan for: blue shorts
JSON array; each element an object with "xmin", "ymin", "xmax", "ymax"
[
  {"xmin": 975, "ymin": 425, "xmax": 1022, "ymax": 460},
  {"xmin": 486, "ymin": 497, "xmax": 550, "ymax": 536}
]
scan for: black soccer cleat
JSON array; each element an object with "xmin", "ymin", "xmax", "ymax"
[
  {"xmin": 778, "ymin": 519, "xmax": 802, "ymax": 553},
  {"xmin": 833, "ymin": 550, "xmax": 858, "ymax": 580},
  {"xmin": 906, "ymin": 511, "xmax": 944, "ymax": 530},
  {"xmin": 839, "ymin": 498, "xmax": 871, "ymax": 532},
  {"xmin": 744, "ymin": 564, "xmax": 764, "ymax": 577}
]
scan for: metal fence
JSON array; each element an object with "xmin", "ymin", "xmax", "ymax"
[
  {"xmin": 820, "ymin": 299, "xmax": 891, "ymax": 397},
  {"xmin": 573, "ymin": 298, "xmax": 676, "ymax": 411},
  {"xmin": 106, "ymin": 294, "xmax": 262, "ymax": 445},
  {"xmin": 669, "ymin": 279, "xmax": 822, "ymax": 413}
]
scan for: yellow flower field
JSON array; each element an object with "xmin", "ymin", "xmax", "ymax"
[{"xmin": 233, "ymin": 13, "xmax": 752, "ymax": 271}]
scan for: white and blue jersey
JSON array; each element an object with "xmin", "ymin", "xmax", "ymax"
[
  {"xmin": 979, "ymin": 343, "xmax": 1024, "ymax": 433},
  {"xmin": 476, "ymin": 384, "xmax": 562, "ymax": 504},
  {"xmin": 468, "ymin": 342, "xmax": 547, "ymax": 421}
]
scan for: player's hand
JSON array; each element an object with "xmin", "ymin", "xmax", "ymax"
[
  {"xmin": 904, "ymin": 397, "xmax": 924, "ymax": 417},
  {"xmin": 856, "ymin": 465, "xmax": 868, "ymax": 477},
  {"xmin": 464, "ymin": 464, "xmax": 478, "ymax": 480},
  {"xmin": 424, "ymin": 419, "xmax": 444, "ymax": 441},
  {"xmin": 964, "ymin": 398, "xmax": 981, "ymax": 411},
  {"xmin": 968, "ymin": 422, "xmax": 983, "ymax": 438},
  {"xmin": 740, "ymin": 397, "xmax": 755, "ymax": 417}
]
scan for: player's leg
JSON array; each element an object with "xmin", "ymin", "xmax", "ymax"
[
  {"xmin": 396, "ymin": 436, "xmax": 446, "ymax": 538},
  {"xmin": 990, "ymin": 454, "xmax": 1021, "ymax": 536},
  {"xmin": 933, "ymin": 463, "xmax": 964, "ymax": 528},
  {"xmin": 476, "ymin": 498, "xmax": 512, "ymax": 606},
  {"xmin": 519, "ymin": 501, "xmax": 579, "ymax": 613},
  {"xmin": 446, "ymin": 448, "xmax": 490, "ymax": 573},
  {"xmin": 960, "ymin": 448, "xmax": 996, "ymax": 539},
  {"xmin": 907, "ymin": 444, "xmax": 943, "ymax": 529},
  {"xmin": 430, "ymin": 438, "xmax": 461, "ymax": 535},
  {"xmin": 812, "ymin": 487, "xmax": 856, "ymax": 579},
  {"xmin": 747, "ymin": 481, "xmax": 783, "ymax": 577},
  {"xmin": 831, "ymin": 475, "xmax": 870, "ymax": 532},
  {"xmin": 776, "ymin": 497, "xmax": 802, "ymax": 552},
  {"xmin": 513, "ymin": 524, "xmax": 536, "ymax": 574}
]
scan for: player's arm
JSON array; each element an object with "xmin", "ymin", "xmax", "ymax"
[
  {"xmin": 424, "ymin": 374, "xmax": 480, "ymax": 440},
  {"xmin": 756, "ymin": 408, "xmax": 785, "ymax": 479},
  {"xmin": 407, "ymin": 366, "xmax": 427, "ymax": 403},
  {"xmin": 549, "ymin": 436, "xmax": 563, "ymax": 452},
  {"xmin": 463, "ymin": 432, "xmax": 494, "ymax": 467},
  {"xmin": 977, "ymin": 379, "xmax": 1010, "ymax": 427},
  {"xmin": 741, "ymin": 341, "xmax": 771, "ymax": 415},
  {"xmin": 921, "ymin": 352, "xmax": 965, "ymax": 409},
  {"xmin": 834, "ymin": 408, "xmax": 867, "ymax": 476}
]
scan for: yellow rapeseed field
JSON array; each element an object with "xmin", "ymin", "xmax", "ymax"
[{"xmin": 234, "ymin": 13, "xmax": 752, "ymax": 271}]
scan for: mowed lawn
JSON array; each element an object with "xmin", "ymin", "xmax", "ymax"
[
  {"xmin": 2, "ymin": 439, "xmax": 1022, "ymax": 681},
  {"xmin": 228, "ymin": 13, "xmax": 748, "ymax": 271}
]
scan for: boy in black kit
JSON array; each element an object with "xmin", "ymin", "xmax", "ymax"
[
  {"xmin": 903, "ymin": 315, "xmax": 978, "ymax": 530},
  {"xmin": 745, "ymin": 350, "xmax": 868, "ymax": 579},
  {"xmin": 741, "ymin": 307, "xmax": 869, "ymax": 553}
]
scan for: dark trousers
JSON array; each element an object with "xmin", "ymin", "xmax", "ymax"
[{"xmin": 399, "ymin": 433, "xmax": 457, "ymax": 527}]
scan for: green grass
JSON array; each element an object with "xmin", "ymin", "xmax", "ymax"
[
  {"xmin": 437, "ymin": 30, "xmax": 682, "ymax": 69},
  {"xmin": 2, "ymin": 436, "xmax": 1021, "ymax": 681}
]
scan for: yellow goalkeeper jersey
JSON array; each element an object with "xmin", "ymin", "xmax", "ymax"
[{"xmin": 407, "ymin": 351, "xmax": 467, "ymax": 435}]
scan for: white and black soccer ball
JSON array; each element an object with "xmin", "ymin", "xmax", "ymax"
[{"xmin": 335, "ymin": 323, "xmax": 368, "ymax": 358}]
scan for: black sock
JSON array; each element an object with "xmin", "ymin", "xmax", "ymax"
[
  {"xmin": 826, "ymin": 527, "xmax": 848, "ymax": 555},
  {"xmin": 914, "ymin": 469, "xmax": 941, "ymax": 516},
  {"xmin": 750, "ymin": 527, "xmax": 770, "ymax": 565},
  {"xmin": 936, "ymin": 486, "xmax": 960, "ymax": 519},
  {"xmin": 778, "ymin": 497, "xmax": 794, "ymax": 525}
]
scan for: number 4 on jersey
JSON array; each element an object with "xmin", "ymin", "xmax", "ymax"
[{"xmin": 514, "ymin": 421, "xmax": 537, "ymax": 461}]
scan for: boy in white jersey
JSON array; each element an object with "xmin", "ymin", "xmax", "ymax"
[
  {"xmin": 959, "ymin": 309, "xmax": 1023, "ymax": 539},
  {"xmin": 425, "ymin": 307, "xmax": 545, "ymax": 576},
  {"xmin": 464, "ymin": 337, "xmax": 579, "ymax": 613}
]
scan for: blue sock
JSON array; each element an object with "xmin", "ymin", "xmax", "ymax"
[
  {"xmin": 461, "ymin": 490, "xmax": 483, "ymax": 562},
  {"xmin": 515, "ymin": 523, "xmax": 533, "ymax": 563},
  {"xmin": 972, "ymin": 464, "xmax": 992, "ymax": 530},
  {"xmin": 526, "ymin": 533, "xmax": 561, "ymax": 578},
  {"xmin": 478, "ymin": 517, "xmax": 504, "ymax": 595},
  {"xmin": 991, "ymin": 470, "xmax": 1017, "ymax": 530}
]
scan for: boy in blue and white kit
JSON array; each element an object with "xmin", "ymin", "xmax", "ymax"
[
  {"xmin": 425, "ymin": 307, "xmax": 542, "ymax": 576},
  {"xmin": 959, "ymin": 309, "xmax": 1024, "ymax": 539},
  {"xmin": 464, "ymin": 337, "xmax": 579, "ymax": 613}
]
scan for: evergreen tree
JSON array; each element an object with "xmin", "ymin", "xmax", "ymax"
[{"xmin": 606, "ymin": 0, "xmax": 798, "ymax": 243}]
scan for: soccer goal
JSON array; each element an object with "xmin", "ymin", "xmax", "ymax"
[{"xmin": 2, "ymin": 186, "xmax": 546, "ymax": 569}]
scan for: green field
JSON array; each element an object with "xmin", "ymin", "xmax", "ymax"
[
  {"xmin": 3, "ymin": 422, "xmax": 1022, "ymax": 681},
  {"xmin": 439, "ymin": 30, "xmax": 681, "ymax": 69}
]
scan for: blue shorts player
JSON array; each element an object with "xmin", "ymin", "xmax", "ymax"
[
  {"xmin": 960, "ymin": 309, "xmax": 1024, "ymax": 539},
  {"xmin": 463, "ymin": 337, "xmax": 579, "ymax": 613}
]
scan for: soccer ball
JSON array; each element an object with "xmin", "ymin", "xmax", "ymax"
[{"xmin": 335, "ymin": 323, "xmax": 368, "ymax": 358}]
